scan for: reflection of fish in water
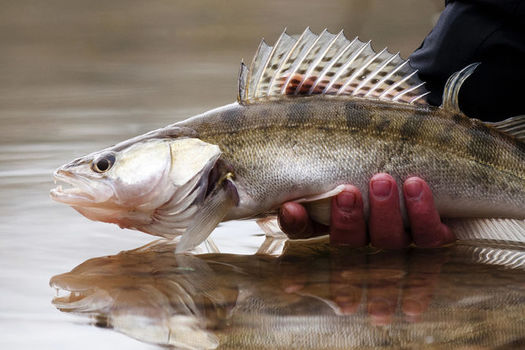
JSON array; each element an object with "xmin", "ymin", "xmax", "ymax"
[
  {"xmin": 50, "ymin": 29, "xmax": 525, "ymax": 251},
  {"xmin": 50, "ymin": 240, "xmax": 525, "ymax": 349}
]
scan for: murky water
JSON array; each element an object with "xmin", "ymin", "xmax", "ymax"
[{"xmin": 1, "ymin": 1, "xmax": 525, "ymax": 349}]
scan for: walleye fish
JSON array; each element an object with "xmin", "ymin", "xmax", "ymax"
[{"xmin": 50, "ymin": 29, "xmax": 525, "ymax": 251}]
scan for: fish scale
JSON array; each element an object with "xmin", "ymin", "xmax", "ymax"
[{"xmin": 180, "ymin": 97, "xmax": 525, "ymax": 225}]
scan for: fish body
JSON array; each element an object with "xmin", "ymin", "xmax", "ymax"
[
  {"xmin": 180, "ymin": 97, "xmax": 525, "ymax": 222},
  {"xmin": 51, "ymin": 29, "xmax": 525, "ymax": 249}
]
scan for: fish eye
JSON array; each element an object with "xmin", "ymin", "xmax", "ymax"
[{"xmin": 92, "ymin": 154, "xmax": 116, "ymax": 173}]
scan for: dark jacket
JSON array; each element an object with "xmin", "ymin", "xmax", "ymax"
[{"xmin": 409, "ymin": 0, "xmax": 525, "ymax": 121}]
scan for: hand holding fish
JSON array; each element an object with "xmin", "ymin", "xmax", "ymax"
[
  {"xmin": 279, "ymin": 247, "xmax": 449, "ymax": 325},
  {"xmin": 278, "ymin": 174, "xmax": 456, "ymax": 248}
]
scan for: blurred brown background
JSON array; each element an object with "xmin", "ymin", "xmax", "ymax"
[{"xmin": 0, "ymin": 0, "xmax": 444, "ymax": 143}]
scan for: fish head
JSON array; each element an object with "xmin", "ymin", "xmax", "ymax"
[
  {"xmin": 50, "ymin": 242, "xmax": 227, "ymax": 348},
  {"xmin": 51, "ymin": 135, "xmax": 222, "ymax": 237}
]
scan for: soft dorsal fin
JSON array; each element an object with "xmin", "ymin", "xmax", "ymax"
[
  {"xmin": 238, "ymin": 28, "xmax": 429, "ymax": 105},
  {"xmin": 487, "ymin": 115, "xmax": 525, "ymax": 143},
  {"xmin": 441, "ymin": 63, "xmax": 480, "ymax": 113}
]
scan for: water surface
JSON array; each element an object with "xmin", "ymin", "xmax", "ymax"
[{"xmin": 50, "ymin": 240, "xmax": 525, "ymax": 349}]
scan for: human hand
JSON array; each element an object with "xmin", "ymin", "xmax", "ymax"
[
  {"xmin": 277, "ymin": 173, "xmax": 456, "ymax": 249},
  {"xmin": 279, "ymin": 248, "xmax": 449, "ymax": 325}
]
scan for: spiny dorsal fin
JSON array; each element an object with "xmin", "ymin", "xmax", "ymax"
[
  {"xmin": 239, "ymin": 28, "xmax": 429, "ymax": 105},
  {"xmin": 441, "ymin": 63, "xmax": 480, "ymax": 113},
  {"xmin": 237, "ymin": 61, "xmax": 248, "ymax": 103},
  {"xmin": 487, "ymin": 115, "xmax": 525, "ymax": 143}
]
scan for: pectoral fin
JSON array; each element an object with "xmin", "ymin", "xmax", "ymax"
[
  {"xmin": 294, "ymin": 185, "xmax": 347, "ymax": 226},
  {"xmin": 256, "ymin": 216, "xmax": 286, "ymax": 238},
  {"xmin": 303, "ymin": 198, "xmax": 332, "ymax": 226},
  {"xmin": 175, "ymin": 176, "xmax": 237, "ymax": 253}
]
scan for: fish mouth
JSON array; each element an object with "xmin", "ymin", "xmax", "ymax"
[
  {"xmin": 50, "ymin": 276, "xmax": 109, "ymax": 312},
  {"xmin": 50, "ymin": 169, "xmax": 98, "ymax": 205},
  {"xmin": 51, "ymin": 287, "xmax": 94, "ymax": 309}
]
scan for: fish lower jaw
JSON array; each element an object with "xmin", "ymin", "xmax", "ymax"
[{"xmin": 50, "ymin": 188, "xmax": 98, "ymax": 206}]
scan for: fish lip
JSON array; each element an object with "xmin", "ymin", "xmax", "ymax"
[{"xmin": 50, "ymin": 169, "xmax": 98, "ymax": 205}]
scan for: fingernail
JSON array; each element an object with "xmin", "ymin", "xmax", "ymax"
[
  {"xmin": 336, "ymin": 302, "xmax": 358, "ymax": 315},
  {"xmin": 405, "ymin": 180, "xmax": 422, "ymax": 199},
  {"xmin": 284, "ymin": 284, "xmax": 303, "ymax": 293},
  {"xmin": 402, "ymin": 298, "xmax": 424, "ymax": 316},
  {"xmin": 336, "ymin": 191, "xmax": 355, "ymax": 211},
  {"xmin": 371, "ymin": 180, "xmax": 391, "ymax": 199},
  {"xmin": 368, "ymin": 297, "xmax": 392, "ymax": 316}
]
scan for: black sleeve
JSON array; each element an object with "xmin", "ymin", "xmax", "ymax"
[{"xmin": 409, "ymin": 0, "xmax": 525, "ymax": 122}]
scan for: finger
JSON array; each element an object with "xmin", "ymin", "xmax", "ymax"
[
  {"xmin": 366, "ymin": 252, "xmax": 405, "ymax": 326},
  {"xmin": 403, "ymin": 178, "xmax": 456, "ymax": 248},
  {"xmin": 329, "ymin": 185, "xmax": 367, "ymax": 247},
  {"xmin": 401, "ymin": 250, "xmax": 447, "ymax": 322},
  {"xmin": 278, "ymin": 202, "xmax": 316, "ymax": 239},
  {"xmin": 368, "ymin": 174, "xmax": 409, "ymax": 249},
  {"xmin": 329, "ymin": 254, "xmax": 366, "ymax": 315},
  {"xmin": 279, "ymin": 258, "xmax": 308, "ymax": 294}
]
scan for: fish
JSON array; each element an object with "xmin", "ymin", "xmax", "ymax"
[
  {"xmin": 49, "ymin": 239, "xmax": 525, "ymax": 349},
  {"xmin": 50, "ymin": 28, "xmax": 525, "ymax": 251}
]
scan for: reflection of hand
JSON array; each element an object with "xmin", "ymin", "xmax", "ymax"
[
  {"xmin": 278, "ymin": 173, "xmax": 456, "ymax": 248},
  {"xmin": 279, "ymin": 249, "xmax": 448, "ymax": 325}
]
